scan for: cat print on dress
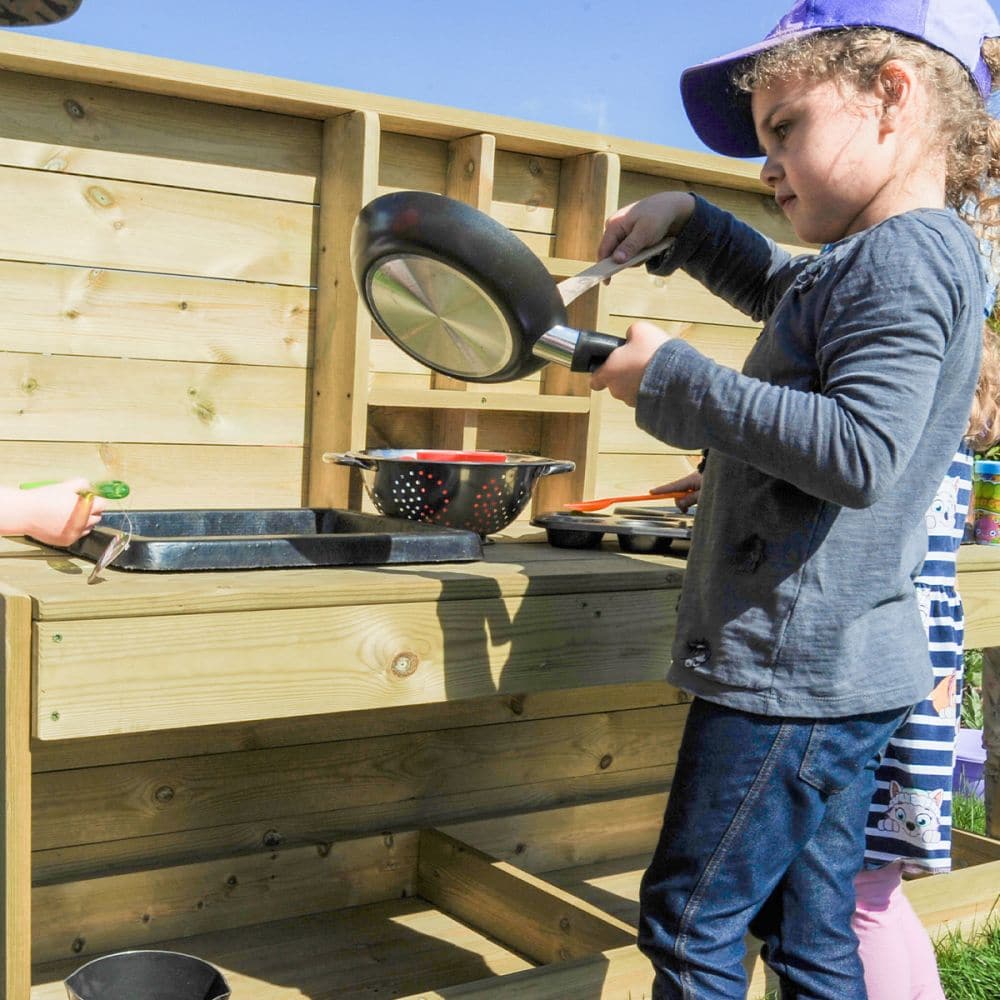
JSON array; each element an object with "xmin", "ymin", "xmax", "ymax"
[
  {"xmin": 926, "ymin": 474, "xmax": 960, "ymax": 533},
  {"xmin": 877, "ymin": 780, "xmax": 943, "ymax": 844}
]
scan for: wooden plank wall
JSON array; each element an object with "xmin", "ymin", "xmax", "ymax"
[
  {"xmin": 0, "ymin": 63, "xmax": 807, "ymax": 514},
  {"xmin": 0, "ymin": 71, "xmax": 316, "ymax": 508}
]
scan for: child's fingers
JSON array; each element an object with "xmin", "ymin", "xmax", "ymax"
[{"xmin": 64, "ymin": 491, "xmax": 95, "ymax": 539}]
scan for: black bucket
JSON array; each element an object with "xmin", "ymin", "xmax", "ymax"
[{"xmin": 64, "ymin": 950, "xmax": 230, "ymax": 1000}]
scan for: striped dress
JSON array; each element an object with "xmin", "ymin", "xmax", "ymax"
[{"xmin": 863, "ymin": 445, "xmax": 973, "ymax": 874}]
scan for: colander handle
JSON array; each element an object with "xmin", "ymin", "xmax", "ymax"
[
  {"xmin": 538, "ymin": 460, "xmax": 576, "ymax": 477},
  {"xmin": 321, "ymin": 451, "xmax": 378, "ymax": 471}
]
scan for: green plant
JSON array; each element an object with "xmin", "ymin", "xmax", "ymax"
[
  {"xmin": 935, "ymin": 912, "xmax": 1000, "ymax": 1000},
  {"xmin": 953, "ymin": 786, "xmax": 987, "ymax": 835},
  {"xmin": 963, "ymin": 649, "xmax": 985, "ymax": 731}
]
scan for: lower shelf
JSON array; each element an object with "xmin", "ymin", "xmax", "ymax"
[
  {"xmin": 32, "ymin": 895, "xmax": 534, "ymax": 999},
  {"xmin": 29, "ymin": 813, "xmax": 1000, "ymax": 999}
]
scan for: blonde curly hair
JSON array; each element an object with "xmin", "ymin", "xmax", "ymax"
[{"xmin": 736, "ymin": 29, "xmax": 1000, "ymax": 450}]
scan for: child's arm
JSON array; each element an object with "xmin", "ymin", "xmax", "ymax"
[
  {"xmin": 0, "ymin": 480, "xmax": 106, "ymax": 546},
  {"xmin": 601, "ymin": 194, "xmax": 806, "ymax": 324}
]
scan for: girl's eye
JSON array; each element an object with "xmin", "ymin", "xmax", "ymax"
[{"xmin": 774, "ymin": 121, "xmax": 790, "ymax": 140}]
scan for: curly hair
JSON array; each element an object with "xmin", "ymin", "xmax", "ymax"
[{"xmin": 735, "ymin": 28, "xmax": 1000, "ymax": 450}]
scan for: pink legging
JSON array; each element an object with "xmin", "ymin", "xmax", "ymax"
[{"xmin": 853, "ymin": 862, "xmax": 945, "ymax": 1000}]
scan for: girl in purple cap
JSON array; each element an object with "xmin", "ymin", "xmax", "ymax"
[{"xmin": 591, "ymin": 1, "xmax": 1000, "ymax": 998}]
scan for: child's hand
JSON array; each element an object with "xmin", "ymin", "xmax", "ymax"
[
  {"xmin": 598, "ymin": 192, "xmax": 696, "ymax": 264},
  {"xmin": 1, "ymin": 479, "xmax": 107, "ymax": 546},
  {"xmin": 590, "ymin": 321, "xmax": 673, "ymax": 406},
  {"xmin": 653, "ymin": 472, "xmax": 702, "ymax": 513}
]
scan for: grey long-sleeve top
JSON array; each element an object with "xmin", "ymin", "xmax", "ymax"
[{"xmin": 638, "ymin": 196, "xmax": 983, "ymax": 717}]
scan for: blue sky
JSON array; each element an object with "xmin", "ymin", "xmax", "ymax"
[{"xmin": 8, "ymin": 0, "xmax": 1000, "ymax": 154}]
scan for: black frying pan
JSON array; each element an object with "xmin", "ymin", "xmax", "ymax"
[{"xmin": 351, "ymin": 191, "xmax": 669, "ymax": 384}]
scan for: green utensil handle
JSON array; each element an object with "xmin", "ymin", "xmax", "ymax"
[{"xmin": 19, "ymin": 479, "xmax": 130, "ymax": 500}]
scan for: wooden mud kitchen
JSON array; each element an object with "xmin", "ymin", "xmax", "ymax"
[{"xmin": 0, "ymin": 30, "xmax": 998, "ymax": 1000}]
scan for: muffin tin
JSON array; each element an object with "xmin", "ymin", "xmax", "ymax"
[{"xmin": 532, "ymin": 505, "xmax": 694, "ymax": 555}]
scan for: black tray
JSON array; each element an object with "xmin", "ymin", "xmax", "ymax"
[
  {"xmin": 533, "ymin": 508, "xmax": 693, "ymax": 555},
  {"xmin": 62, "ymin": 509, "xmax": 483, "ymax": 571}
]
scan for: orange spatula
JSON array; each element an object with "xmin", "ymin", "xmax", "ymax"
[{"xmin": 563, "ymin": 490, "xmax": 693, "ymax": 513}]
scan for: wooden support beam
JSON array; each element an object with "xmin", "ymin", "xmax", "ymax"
[
  {"xmin": 398, "ymin": 942, "xmax": 654, "ymax": 999},
  {"xmin": 417, "ymin": 828, "xmax": 634, "ymax": 967},
  {"xmin": 536, "ymin": 151, "xmax": 621, "ymax": 510},
  {"xmin": 429, "ymin": 133, "xmax": 499, "ymax": 450},
  {"xmin": 306, "ymin": 110, "xmax": 381, "ymax": 508},
  {"xmin": 1, "ymin": 587, "xmax": 32, "ymax": 1000}
]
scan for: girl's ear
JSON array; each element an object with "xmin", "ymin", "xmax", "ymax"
[{"xmin": 874, "ymin": 59, "xmax": 914, "ymax": 131}]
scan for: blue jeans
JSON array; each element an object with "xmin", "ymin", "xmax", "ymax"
[{"xmin": 639, "ymin": 697, "xmax": 911, "ymax": 999}]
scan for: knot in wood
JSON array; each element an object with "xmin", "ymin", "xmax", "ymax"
[
  {"xmin": 63, "ymin": 99, "xmax": 85, "ymax": 119},
  {"xmin": 154, "ymin": 785, "xmax": 175, "ymax": 803},
  {"xmin": 391, "ymin": 651, "xmax": 419, "ymax": 677}
]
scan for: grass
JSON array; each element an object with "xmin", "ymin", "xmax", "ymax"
[
  {"xmin": 954, "ymin": 786, "xmax": 987, "ymax": 836},
  {"xmin": 935, "ymin": 916, "xmax": 1000, "ymax": 1000}
]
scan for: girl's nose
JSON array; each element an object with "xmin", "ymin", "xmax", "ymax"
[{"xmin": 760, "ymin": 156, "xmax": 781, "ymax": 188}]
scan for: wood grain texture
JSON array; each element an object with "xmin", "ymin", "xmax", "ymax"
[
  {"xmin": 0, "ymin": 165, "xmax": 316, "ymax": 285},
  {"xmin": 0, "ymin": 68, "xmax": 321, "ymax": 201},
  {"xmin": 1, "ymin": 586, "xmax": 32, "ymax": 1000},
  {"xmin": 417, "ymin": 829, "xmax": 633, "ymax": 965},
  {"xmin": 33, "ymin": 589, "xmax": 678, "ymax": 738}
]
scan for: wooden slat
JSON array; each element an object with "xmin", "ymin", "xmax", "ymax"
[
  {"xmin": 33, "ymin": 831, "xmax": 417, "ymax": 964},
  {"xmin": 378, "ymin": 131, "xmax": 448, "ymax": 195},
  {"xmin": 442, "ymin": 792, "xmax": 668, "ymax": 875},
  {"xmin": 366, "ymin": 387, "xmax": 590, "ymax": 413},
  {"xmin": 593, "ymin": 452, "xmax": 698, "ymax": 500},
  {"xmin": 0, "ymin": 69, "xmax": 321, "ymax": 201},
  {"xmin": 0, "ymin": 539, "xmax": 686, "ymax": 623},
  {"xmin": 0, "ymin": 353, "xmax": 306, "ymax": 446},
  {"xmin": 396, "ymin": 942, "xmax": 654, "ymax": 999},
  {"xmin": 31, "ymin": 705, "xmax": 686, "ymax": 851},
  {"xmin": 418, "ymin": 829, "xmax": 634, "ymax": 966},
  {"xmin": 0, "ymin": 32, "xmax": 768, "ymax": 192},
  {"xmin": 31, "ymin": 681, "xmax": 683, "ymax": 771},
  {"xmin": 0, "ymin": 441, "xmax": 302, "ymax": 510},
  {"xmin": 0, "ymin": 260, "xmax": 311, "ymax": 367},
  {"xmin": 0, "ymin": 165, "xmax": 316, "ymax": 285},
  {"xmin": 492, "ymin": 150, "xmax": 561, "ymax": 236},
  {"xmin": 903, "ymin": 859, "xmax": 1000, "ymax": 939},
  {"xmin": 951, "ymin": 828, "xmax": 1000, "ymax": 868},
  {"xmin": 32, "ymin": 765, "xmax": 674, "ymax": 887},
  {"xmin": 33, "ymin": 588, "xmax": 679, "ymax": 738},
  {"xmin": 1, "ymin": 586, "xmax": 32, "ymax": 1000},
  {"xmin": 306, "ymin": 111, "xmax": 381, "ymax": 508}
]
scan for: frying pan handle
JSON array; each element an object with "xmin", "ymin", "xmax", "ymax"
[
  {"xmin": 569, "ymin": 332, "xmax": 626, "ymax": 373},
  {"xmin": 321, "ymin": 451, "xmax": 378, "ymax": 471}
]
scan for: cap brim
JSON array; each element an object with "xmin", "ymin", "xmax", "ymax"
[
  {"xmin": 680, "ymin": 28, "xmax": 823, "ymax": 158},
  {"xmin": 0, "ymin": 0, "xmax": 83, "ymax": 27}
]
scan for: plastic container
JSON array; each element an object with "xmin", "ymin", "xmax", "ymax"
[
  {"xmin": 972, "ymin": 459, "xmax": 1000, "ymax": 544},
  {"xmin": 64, "ymin": 950, "xmax": 230, "ymax": 1000},
  {"xmin": 953, "ymin": 727, "xmax": 986, "ymax": 800}
]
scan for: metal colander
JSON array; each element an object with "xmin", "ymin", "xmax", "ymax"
[{"xmin": 324, "ymin": 449, "xmax": 575, "ymax": 536}]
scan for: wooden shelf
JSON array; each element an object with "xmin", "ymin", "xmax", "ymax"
[{"xmin": 366, "ymin": 387, "xmax": 592, "ymax": 414}]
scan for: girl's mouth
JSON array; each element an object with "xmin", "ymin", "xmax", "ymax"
[{"xmin": 777, "ymin": 194, "xmax": 796, "ymax": 212}]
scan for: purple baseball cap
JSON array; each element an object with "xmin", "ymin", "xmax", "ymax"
[{"xmin": 681, "ymin": 0, "xmax": 1000, "ymax": 157}]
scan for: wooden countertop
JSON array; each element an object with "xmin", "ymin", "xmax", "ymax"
[
  {"xmin": 0, "ymin": 532, "xmax": 686, "ymax": 621},
  {"xmin": 4, "ymin": 534, "xmax": 997, "ymax": 741}
]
